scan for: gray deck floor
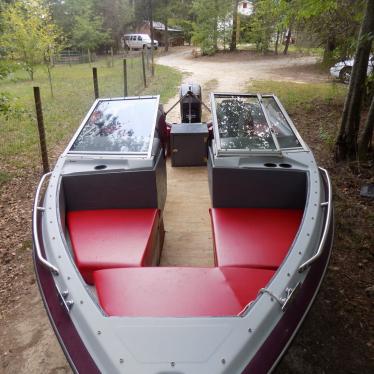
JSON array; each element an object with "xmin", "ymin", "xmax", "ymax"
[{"xmin": 160, "ymin": 160, "xmax": 215, "ymax": 267}]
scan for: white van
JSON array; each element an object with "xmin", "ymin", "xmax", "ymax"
[{"xmin": 123, "ymin": 34, "xmax": 159, "ymax": 50}]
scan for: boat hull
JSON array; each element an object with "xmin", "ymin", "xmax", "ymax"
[
  {"xmin": 33, "ymin": 211, "xmax": 333, "ymax": 374},
  {"xmin": 244, "ymin": 212, "xmax": 334, "ymax": 373},
  {"xmin": 33, "ymin": 213, "xmax": 100, "ymax": 374}
]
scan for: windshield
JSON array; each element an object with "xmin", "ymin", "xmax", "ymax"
[
  {"xmin": 70, "ymin": 97, "xmax": 159, "ymax": 155},
  {"xmin": 261, "ymin": 97, "xmax": 301, "ymax": 148},
  {"xmin": 214, "ymin": 96, "xmax": 276, "ymax": 151},
  {"xmin": 212, "ymin": 93, "xmax": 303, "ymax": 154}
]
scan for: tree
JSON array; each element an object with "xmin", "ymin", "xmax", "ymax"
[
  {"xmin": 153, "ymin": 0, "xmax": 171, "ymax": 51},
  {"xmin": 168, "ymin": 0, "xmax": 195, "ymax": 45},
  {"xmin": 72, "ymin": 12, "xmax": 110, "ymax": 63},
  {"xmin": 0, "ymin": 0, "xmax": 63, "ymax": 80},
  {"xmin": 93, "ymin": 0, "xmax": 133, "ymax": 50},
  {"xmin": 358, "ymin": 94, "xmax": 374, "ymax": 159},
  {"xmin": 335, "ymin": 0, "xmax": 374, "ymax": 161},
  {"xmin": 230, "ymin": 0, "xmax": 240, "ymax": 51},
  {"xmin": 250, "ymin": 0, "xmax": 285, "ymax": 53},
  {"xmin": 192, "ymin": 0, "xmax": 231, "ymax": 55},
  {"xmin": 297, "ymin": 0, "xmax": 364, "ymax": 64}
]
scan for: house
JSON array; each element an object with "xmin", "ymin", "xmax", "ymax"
[
  {"xmin": 136, "ymin": 21, "xmax": 185, "ymax": 47},
  {"xmin": 238, "ymin": 0, "xmax": 253, "ymax": 16}
]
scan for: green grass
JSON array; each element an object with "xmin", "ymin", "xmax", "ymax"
[
  {"xmin": 0, "ymin": 171, "xmax": 10, "ymax": 186},
  {"xmin": 237, "ymin": 43, "xmax": 323, "ymax": 57},
  {"xmin": 286, "ymin": 45, "xmax": 324, "ymax": 57},
  {"xmin": 0, "ymin": 56, "xmax": 182, "ymax": 169},
  {"xmin": 248, "ymin": 80, "xmax": 347, "ymax": 110}
]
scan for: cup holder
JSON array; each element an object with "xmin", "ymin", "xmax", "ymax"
[
  {"xmin": 279, "ymin": 163, "xmax": 292, "ymax": 168},
  {"xmin": 264, "ymin": 163, "xmax": 277, "ymax": 168},
  {"xmin": 94, "ymin": 164, "xmax": 107, "ymax": 170}
]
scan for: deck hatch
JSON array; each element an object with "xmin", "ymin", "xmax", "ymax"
[{"xmin": 68, "ymin": 96, "xmax": 159, "ymax": 157}]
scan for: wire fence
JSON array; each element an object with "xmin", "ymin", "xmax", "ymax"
[
  {"xmin": 0, "ymin": 50, "xmax": 154, "ymax": 178},
  {"xmin": 55, "ymin": 50, "xmax": 93, "ymax": 65}
]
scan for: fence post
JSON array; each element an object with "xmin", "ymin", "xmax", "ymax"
[
  {"xmin": 92, "ymin": 67, "xmax": 99, "ymax": 99},
  {"xmin": 33, "ymin": 87, "xmax": 50, "ymax": 174},
  {"xmin": 141, "ymin": 51, "xmax": 147, "ymax": 88},
  {"xmin": 123, "ymin": 59, "xmax": 128, "ymax": 97}
]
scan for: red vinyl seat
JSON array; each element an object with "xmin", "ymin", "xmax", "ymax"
[
  {"xmin": 210, "ymin": 208, "xmax": 303, "ymax": 269},
  {"xmin": 93, "ymin": 267, "xmax": 275, "ymax": 317},
  {"xmin": 67, "ymin": 209, "xmax": 159, "ymax": 284}
]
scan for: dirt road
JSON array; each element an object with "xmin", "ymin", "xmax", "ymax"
[
  {"xmin": 0, "ymin": 47, "xmax": 330, "ymax": 374},
  {"xmin": 157, "ymin": 47, "xmax": 326, "ymax": 121}
]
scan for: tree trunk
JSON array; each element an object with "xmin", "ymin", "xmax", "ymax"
[
  {"xmin": 322, "ymin": 35, "xmax": 336, "ymax": 64},
  {"xmin": 164, "ymin": 19, "xmax": 169, "ymax": 52},
  {"xmin": 230, "ymin": 0, "xmax": 240, "ymax": 51},
  {"xmin": 334, "ymin": 0, "xmax": 374, "ymax": 161},
  {"xmin": 88, "ymin": 48, "xmax": 92, "ymax": 65},
  {"xmin": 358, "ymin": 94, "xmax": 374, "ymax": 160},
  {"xmin": 275, "ymin": 29, "xmax": 280, "ymax": 55},
  {"xmin": 213, "ymin": 0, "xmax": 218, "ymax": 52},
  {"xmin": 283, "ymin": 26, "xmax": 292, "ymax": 55}
]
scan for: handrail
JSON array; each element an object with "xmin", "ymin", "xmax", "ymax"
[
  {"xmin": 33, "ymin": 172, "xmax": 59, "ymax": 275},
  {"xmin": 298, "ymin": 167, "xmax": 332, "ymax": 273}
]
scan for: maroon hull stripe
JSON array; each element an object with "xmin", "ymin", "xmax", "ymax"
[
  {"xmin": 33, "ymin": 214, "xmax": 100, "ymax": 374},
  {"xmin": 243, "ymin": 216, "xmax": 333, "ymax": 374}
]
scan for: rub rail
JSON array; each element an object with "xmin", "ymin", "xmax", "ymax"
[
  {"xmin": 33, "ymin": 172, "xmax": 59, "ymax": 275},
  {"xmin": 298, "ymin": 167, "xmax": 332, "ymax": 273}
]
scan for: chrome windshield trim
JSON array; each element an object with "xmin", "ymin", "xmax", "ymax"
[
  {"xmin": 271, "ymin": 95, "xmax": 308, "ymax": 151},
  {"xmin": 257, "ymin": 93, "xmax": 281, "ymax": 151},
  {"xmin": 64, "ymin": 96, "xmax": 160, "ymax": 159},
  {"xmin": 211, "ymin": 92, "xmax": 284, "ymax": 157}
]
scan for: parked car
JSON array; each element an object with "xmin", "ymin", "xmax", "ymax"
[
  {"xmin": 123, "ymin": 34, "xmax": 158, "ymax": 50},
  {"xmin": 330, "ymin": 55, "xmax": 374, "ymax": 83}
]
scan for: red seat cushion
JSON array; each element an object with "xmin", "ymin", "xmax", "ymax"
[
  {"xmin": 210, "ymin": 208, "xmax": 303, "ymax": 269},
  {"xmin": 93, "ymin": 267, "xmax": 275, "ymax": 317},
  {"xmin": 67, "ymin": 209, "xmax": 159, "ymax": 284}
]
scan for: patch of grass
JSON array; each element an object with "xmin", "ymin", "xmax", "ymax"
[
  {"xmin": 237, "ymin": 43, "xmax": 323, "ymax": 57},
  {"xmin": 142, "ymin": 64, "xmax": 182, "ymax": 102},
  {"xmin": 203, "ymin": 79, "xmax": 219, "ymax": 92},
  {"xmin": 248, "ymin": 80, "xmax": 347, "ymax": 111},
  {"xmin": 0, "ymin": 171, "xmax": 11, "ymax": 187},
  {"xmin": 318, "ymin": 125, "xmax": 336, "ymax": 150},
  {"xmin": 0, "ymin": 57, "xmax": 182, "ymax": 168},
  {"xmin": 287, "ymin": 45, "xmax": 324, "ymax": 57}
]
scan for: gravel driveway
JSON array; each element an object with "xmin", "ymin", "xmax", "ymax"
[{"xmin": 157, "ymin": 47, "xmax": 325, "ymax": 121}]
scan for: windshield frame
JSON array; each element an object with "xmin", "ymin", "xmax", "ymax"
[
  {"xmin": 210, "ymin": 92, "xmax": 307, "ymax": 156},
  {"xmin": 65, "ymin": 95, "xmax": 160, "ymax": 159}
]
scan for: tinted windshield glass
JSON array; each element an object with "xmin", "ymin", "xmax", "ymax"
[
  {"xmin": 70, "ymin": 98, "xmax": 158, "ymax": 154},
  {"xmin": 261, "ymin": 97, "xmax": 301, "ymax": 148},
  {"xmin": 214, "ymin": 96, "xmax": 276, "ymax": 151}
]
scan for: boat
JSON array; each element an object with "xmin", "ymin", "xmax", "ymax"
[{"xmin": 32, "ymin": 85, "xmax": 333, "ymax": 373}]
